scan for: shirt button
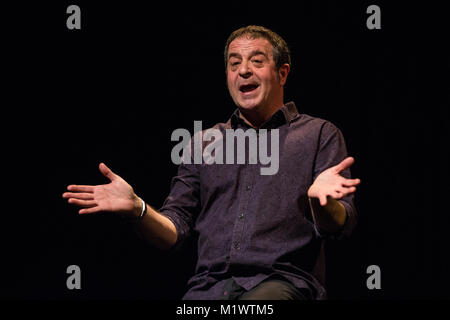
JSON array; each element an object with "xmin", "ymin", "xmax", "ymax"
[
  {"xmin": 239, "ymin": 212, "xmax": 244, "ymax": 219},
  {"xmin": 246, "ymin": 185, "xmax": 251, "ymax": 191},
  {"xmin": 234, "ymin": 241, "xmax": 240, "ymax": 250}
]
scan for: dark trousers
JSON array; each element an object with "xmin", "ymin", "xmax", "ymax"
[{"xmin": 221, "ymin": 276, "xmax": 310, "ymax": 300}]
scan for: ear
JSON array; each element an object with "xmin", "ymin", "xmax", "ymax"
[{"xmin": 278, "ymin": 63, "xmax": 290, "ymax": 86}]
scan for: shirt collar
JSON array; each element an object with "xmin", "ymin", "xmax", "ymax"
[{"xmin": 229, "ymin": 101, "xmax": 300, "ymax": 129}]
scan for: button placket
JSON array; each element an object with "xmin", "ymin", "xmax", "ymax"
[{"xmin": 231, "ymin": 166, "xmax": 258, "ymax": 257}]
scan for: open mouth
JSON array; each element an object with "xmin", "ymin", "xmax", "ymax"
[{"xmin": 239, "ymin": 84, "xmax": 260, "ymax": 93}]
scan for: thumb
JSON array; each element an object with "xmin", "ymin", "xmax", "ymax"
[
  {"xmin": 99, "ymin": 163, "xmax": 117, "ymax": 181},
  {"xmin": 334, "ymin": 156, "xmax": 355, "ymax": 173}
]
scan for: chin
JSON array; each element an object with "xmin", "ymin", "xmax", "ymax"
[{"xmin": 236, "ymin": 98, "xmax": 263, "ymax": 111}]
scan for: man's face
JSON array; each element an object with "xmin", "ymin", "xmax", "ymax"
[{"xmin": 226, "ymin": 37, "xmax": 286, "ymax": 113}]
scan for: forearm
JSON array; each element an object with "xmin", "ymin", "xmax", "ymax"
[
  {"xmin": 309, "ymin": 197, "xmax": 347, "ymax": 233},
  {"xmin": 132, "ymin": 203, "xmax": 178, "ymax": 251}
]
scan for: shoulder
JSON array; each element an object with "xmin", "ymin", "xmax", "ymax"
[{"xmin": 294, "ymin": 114, "xmax": 341, "ymax": 135}]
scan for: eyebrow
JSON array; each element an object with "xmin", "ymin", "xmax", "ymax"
[{"xmin": 228, "ymin": 50, "xmax": 268, "ymax": 61}]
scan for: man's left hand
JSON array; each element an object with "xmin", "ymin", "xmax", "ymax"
[{"xmin": 308, "ymin": 157, "xmax": 361, "ymax": 206}]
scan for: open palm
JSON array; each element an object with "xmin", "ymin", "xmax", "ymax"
[
  {"xmin": 308, "ymin": 157, "xmax": 361, "ymax": 206},
  {"xmin": 63, "ymin": 163, "xmax": 140, "ymax": 216}
]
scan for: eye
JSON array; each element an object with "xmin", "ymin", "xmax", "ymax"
[{"xmin": 252, "ymin": 59, "xmax": 263, "ymax": 66}]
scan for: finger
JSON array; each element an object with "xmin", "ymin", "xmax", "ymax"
[
  {"xmin": 67, "ymin": 185, "xmax": 94, "ymax": 193},
  {"xmin": 319, "ymin": 195, "xmax": 328, "ymax": 206},
  {"xmin": 334, "ymin": 157, "xmax": 355, "ymax": 173},
  {"xmin": 68, "ymin": 198, "xmax": 97, "ymax": 208},
  {"xmin": 337, "ymin": 186, "xmax": 357, "ymax": 197},
  {"xmin": 342, "ymin": 178, "xmax": 361, "ymax": 187},
  {"xmin": 99, "ymin": 163, "xmax": 117, "ymax": 182},
  {"xmin": 346, "ymin": 186, "xmax": 357, "ymax": 194},
  {"xmin": 62, "ymin": 192, "xmax": 94, "ymax": 200},
  {"xmin": 79, "ymin": 206, "xmax": 102, "ymax": 215}
]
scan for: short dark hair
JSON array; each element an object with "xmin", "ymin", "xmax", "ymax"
[{"xmin": 224, "ymin": 25, "xmax": 291, "ymax": 71}]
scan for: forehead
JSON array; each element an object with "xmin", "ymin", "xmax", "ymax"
[{"xmin": 228, "ymin": 36, "xmax": 273, "ymax": 57}]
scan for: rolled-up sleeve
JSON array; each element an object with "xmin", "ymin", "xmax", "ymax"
[
  {"xmin": 312, "ymin": 121, "xmax": 358, "ymax": 240},
  {"xmin": 159, "ymin": 161, "xmax": 201, "ymax": 250}
]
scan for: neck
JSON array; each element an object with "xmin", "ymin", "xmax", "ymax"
[{"xmin": 238, "ymin": 102, "xmax": 284, "ymax": 128}]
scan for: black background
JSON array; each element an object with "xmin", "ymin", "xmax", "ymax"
[{"xmin": 2, "ymin": 0, "xmax": 449, "ymax": 302}]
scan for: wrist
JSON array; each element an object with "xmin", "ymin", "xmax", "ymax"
[
  {"xmin": 130, "ymin": 195, "xmax": 144, "ymax": 219},
  {"xmin": 130, "ymin": 195, "xmax": 147, "ymax": 220}
]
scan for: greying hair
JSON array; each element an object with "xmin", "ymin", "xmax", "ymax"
[{"xmin": 224, "ymin": 25, "xmax": 291, "ymax": 71}]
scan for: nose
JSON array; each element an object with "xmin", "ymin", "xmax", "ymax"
[{"xmin": 238, "ymin": 61, "xmax": 252, "ymax": 79}]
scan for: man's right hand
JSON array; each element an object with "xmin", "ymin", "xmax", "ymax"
[{"xmin": 63, "ymin": 163, "xmax": 142, "ymax": 218}]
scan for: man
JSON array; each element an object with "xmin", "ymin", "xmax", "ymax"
[{"xmin": 63, "ymin": 25, "xmax": 360, "ymax": 300}]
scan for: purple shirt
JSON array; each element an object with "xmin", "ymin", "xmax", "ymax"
[{"xmin": 160, "ymin": 102, "xmax": 357, "ymax": 299}]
